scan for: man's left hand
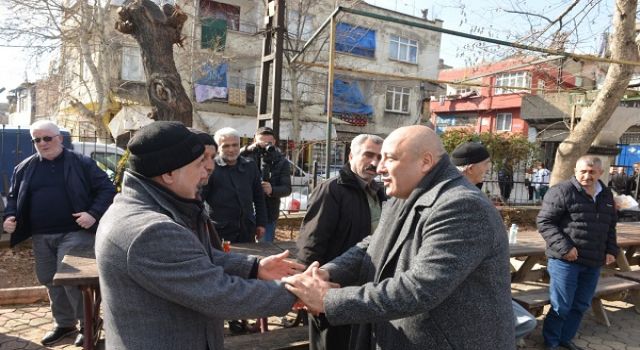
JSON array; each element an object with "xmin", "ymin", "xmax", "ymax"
[
  {"xmin": 605, "ymin": 253, "xmax": 616, "ymax": 265},
  {"xmin": 258, "ymin": 250, "xmax": 305, "ymax": 280},
  {"xmin": 256, "ymin": 226, "xmax": 266, "ymax": 240},
  {"xmin": 72, "ymin": 212, "xmax": 96, "ymax": 229},
  {"xmin": 261, "ymin": 181, "xmax": 272, "ymax": 196},
  {"xmin": 283, "ymin": 262, "xmax": 340, "ymax": 315}
]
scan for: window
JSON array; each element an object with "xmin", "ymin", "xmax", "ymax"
[
  {"xmin": 335, "ymin": 22, "xmax": 376, "ymax": 58},
  {"xmin": 288, "ymin": 10, "xmax": 314, "ymax": 41},
  {"xmin": 200, "ymin": 1, "xmax": 240, "ymax": 50},
  {"xmin": 494, "ymin": 72, "xmax": 530, "ymax": 94},
  {"xmin": 121, "ymin": 46, "xmax": 144, "ymax": 81},
  {"xmin": 385, "ymin": 86, "xmax": 410, "ymax": 113},
  {"xmin": 537, "ymin": 80, "xmax": 545, "ymax": 96},
  {"xmin": 496, "ymin": 113, "xmax": 512, "ymax": 131},
  {"xmin": 389, "ymin": 35, "xmax": 418, "ymax": 63}
]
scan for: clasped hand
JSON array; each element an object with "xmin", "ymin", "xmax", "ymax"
[
  {"xmin": 283, "ymin": 262, "xmax": 340, "ymax": 315},
  {"xmin": 257, "ymin": 250, "xmax": 305, "ymax": 280}
]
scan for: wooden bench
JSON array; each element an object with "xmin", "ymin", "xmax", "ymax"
[
  {"xmin": 224, "ymin": 326, "xmax": 309, "ymax": 350},
  {"xmin": 512, "ymin": 276, "xmax": 640, "ymax": 327}
]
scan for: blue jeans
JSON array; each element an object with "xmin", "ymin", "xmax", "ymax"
[
  {"xmin": 261, "ymin": 221, "xmax": 276, "ymax": 242},
  {"xmin": 543, "ymin": 258, "xmax": 600, "ymax": 347}
]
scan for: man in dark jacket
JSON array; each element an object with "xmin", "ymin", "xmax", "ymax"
[
  {"xmin": 2, "ymin": 120, "xmax": 115, "ymax": 346},
  {"xmin": 204, "ymin": 127, "xmax": 267, "ymax": 243},
  {"xmin": 537, "ymin": 155, "xmax": 618, "ymax": 350},
  {"xmin": 240, "ymin": 127, "xmax": 291, "ymax": 242},
  {"xmin": 296, "ymin": 133, "xmax": 385, "ymax": 350}
]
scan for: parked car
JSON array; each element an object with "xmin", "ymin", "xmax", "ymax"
[{"xmin": 71, "ymin": 141, "xmax": 126, "ymax": 180}]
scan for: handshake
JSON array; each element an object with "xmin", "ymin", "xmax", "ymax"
[{"xmin": 257, "ymin": 251, "xmax": 340, "ymax": 315}]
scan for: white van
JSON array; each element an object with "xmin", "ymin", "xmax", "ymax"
[{"xmin": 71, "ymin": 141, "xmax": 126, "ymax": 180}]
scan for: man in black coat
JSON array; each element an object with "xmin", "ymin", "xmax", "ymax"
[
  {"xmin": 296, "ymin": 133, "xmax": 386, "ymax": 350},
  {"xmin": 537, "ymin": 155, "xmax": 618, "ymax": 350},
  {"xmin": 3, "ymin": 120, "xmax": 115, "ymax": 346},
  {"xmin": 240, "ymin": 127, "xmax": 291, "ymax": 242}
]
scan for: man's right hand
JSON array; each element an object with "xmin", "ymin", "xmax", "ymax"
[
  {"xmin": 563, "ymin": 247, "xmax": 578, "ymax": 261},
  {"xmin": 3, "ymin": 216, "xmax": 16, "ymax": 234}
]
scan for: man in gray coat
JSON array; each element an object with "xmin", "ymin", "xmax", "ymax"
[
  {"xmin": 285, "ymin": 125, "xmax": 515, "ymax": 349},
  {"xmin": 96, "ymin": 122, "xmax": 303, "ymax": 350}
]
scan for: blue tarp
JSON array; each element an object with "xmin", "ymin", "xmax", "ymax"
[
  {"xmin": 196, "ymin": 62, "xmax": 227, "ymax": 87},
  {"xmin": 332, "ymin": 78, "xmax": 373, "ymax": 116},
  {"xmin": 335, "ymin": 22, "xmax": 376, "ymax": 58},
  {"xmin": 616, "ymin": 144, "xmax": 640, "ymax": 175}
]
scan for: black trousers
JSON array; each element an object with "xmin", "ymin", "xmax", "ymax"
[{"xmin": 308, "ymin": 313, "xmax": 351, "ymax": 350}]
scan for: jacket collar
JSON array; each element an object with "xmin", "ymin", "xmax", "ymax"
[
  {"xmin": 570, "ymin": 176, "xmax": 606, "ymax": 199},
  {"xmin": 121, "ymin": 171, "xmax": 205, "ymax": 229},
  {"xmin": 409, "ymin": 154, "xmax": 463, "ymax": 208}
]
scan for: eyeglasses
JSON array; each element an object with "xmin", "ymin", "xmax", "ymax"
[{"xmin": 31, "ymin": 135, "xmax": 58, "ymax": 144}]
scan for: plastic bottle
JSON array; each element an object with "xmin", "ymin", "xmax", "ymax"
[{"xmin": 509, "ymin": 224, "xmax": 518, "ymax": 244}]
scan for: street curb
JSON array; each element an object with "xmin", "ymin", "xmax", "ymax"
[{"xmin": 0, "ymin": 286, "xmax": 48, "ymax": 306}]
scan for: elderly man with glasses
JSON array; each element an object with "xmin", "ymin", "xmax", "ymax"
[{"xmin": 2, "ymin": 120, "xmax": 116, "ymax": 346}]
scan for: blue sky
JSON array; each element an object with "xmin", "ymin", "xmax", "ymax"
[{"xmin": 0, "ymin": 0, "xmax": 614, "ymax": 102}]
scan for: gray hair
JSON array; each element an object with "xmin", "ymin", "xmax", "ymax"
[
  {"xmin": 30, "ymin": 120, "xmax": 60, "ymax": 137},
  {"xmin": 350, "ymin": 134, "xmax": 383, "ymax": 155},
  {"xmin": 576, "ymin": 155, "xmax": 602, "ymax": 168},
  {"xmin": 214, "ymin": 127, "xmax": 240, "ymax": 144},
  {"xmin": 456, "ymin": 164, "xmax": 472, "ymax": 173}
]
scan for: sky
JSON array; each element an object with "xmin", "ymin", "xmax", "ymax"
[{"xmin": 0, "ymin": 0, "xmax": 614, "ymax": 102}]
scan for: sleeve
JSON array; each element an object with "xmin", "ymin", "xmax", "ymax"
[
  {"xmin": 4, "ymin": 165, "xmax": 22, "ymax": 219},
  {"xmin": 296, "ymin": 182, "xmax": 340, "ymax": 265},
  {"xmin": 322, "ymin": 235, "xmax": 371, "ymax": 286},
  {"xmin": 251, "ymin": 163, "xmax": 268, "ymax": 226},
  {"xmin": 322, "ymin": 196, "xmax": 497, "ymax": 325},
  {"xmin": 84, "ymin": 158, "xmax": 117, "ymax": 222},
  {"xmin": 606, "ymin": 194, "xmax": 619, "ymax": 256},
  {"xmin": 269, "ymin": 158, "xmax": 292, "ymax": 199},
  {"xmin": 536, "ymin": 185, "xmax": 573, "ymax": 256},
  {"xmin": 127, "ymin": 222, "xmax": 296, "ymax": 319}
]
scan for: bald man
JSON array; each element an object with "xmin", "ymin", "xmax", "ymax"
[{"xmin": 285, "ymin": 126, "xmax": 515, "ymax": 349}]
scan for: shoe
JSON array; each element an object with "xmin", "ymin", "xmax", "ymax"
[
  {"xmin": 228, "ymin": 320, "xmax": 246, "ymax": 334},
  {"xmin": 560, "ymin": 341, "xmax": 584, "ymax": 350},
  {"xmin": 41, "ymin": 326, "xmax": 77, "ymax": 346},
  {"xmin": 74, "ymin": 328, "xmax": 84, "ymax": 346}
]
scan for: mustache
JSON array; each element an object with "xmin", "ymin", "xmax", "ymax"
[{"xmin": 365, "ymin": 165, "xmax": 377, "ymax": 172}]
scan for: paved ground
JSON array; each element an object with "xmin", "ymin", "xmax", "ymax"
[{"xmin": 1, "ymin": 300, "xmax": 640, "ymax": 349}]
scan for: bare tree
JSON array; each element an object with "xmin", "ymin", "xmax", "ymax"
[
  {"xmin": 549, "ymin": 0, "xmax": 639, "ymax": 183},
  {"xmin": 0, "ymin": 0, "xmax": 117, "ymax": 139}
]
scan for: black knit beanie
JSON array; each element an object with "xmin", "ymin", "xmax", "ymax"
[
  {"xmin": 450, "ymin": 142, "xmax": 490, "ymax": 166},
  {"xmin": 128, "ymin": 121, "xmax": 205, "ymax": 177}
]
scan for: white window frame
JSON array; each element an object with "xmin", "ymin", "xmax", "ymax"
[
  {"xmin": 121, "ymin": 46, "xmax": 145, "ymax": 82},
  {"xmin": 389, "ymin": 35, "xmax": 418, "ymax": 63},
  {"xmin": 494, "ymin": 72, "xmax": 530, "ymax": 95},
  {"xmin": 496, "ymin": 113, "xmax": 512, "ymax": 131},
  {"xmin": 385, "ymin": 86, "xmax": 411, "ymax": 113},
  {"xmin": 537, "ymin": 80, "xmax": 545, "ymax": 96}
]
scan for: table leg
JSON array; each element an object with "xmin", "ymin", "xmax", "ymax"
[
  {"xmin": 591, "ymin": 298, "xmax": 610, "ymax": 327},
  {"xmin": 80, "ymin": 286, "xmax": 95, "ymax": 350},
  {"xmin": 259, "ymin": 317, "xmax": 269, "ymax": 332},
  {"xmin": 512, "ymin": 256, "xmax": 540, "ymax": 282}
]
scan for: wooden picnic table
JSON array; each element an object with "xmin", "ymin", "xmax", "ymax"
[
  {"xmin": 52, "ymin": 246, "xmax": 101, "ymax": 350},
  {"xmin": 52, "ymin": 241, "xmax": 300, "ymax": 348}
]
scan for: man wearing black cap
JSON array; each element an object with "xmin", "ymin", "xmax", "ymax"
[
  {"xmin": 95, "ymin": 121, "xmax": 304, "ymax": 350},
  {"xmin": 450, "ymin": 141, "xmax": 492, "ymax": 189},
  {"xmin": 240, "ymin": 127, "xmax": 291, "ymax": 242}
]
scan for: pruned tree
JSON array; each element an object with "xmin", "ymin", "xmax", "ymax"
[{"xmin": 115, "ymin": 0, "xmax": 192, "ymax": 125}]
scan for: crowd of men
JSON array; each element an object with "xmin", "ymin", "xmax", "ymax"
[{"xmin": 1, "ymin": 120, "xmax": 620, "ymax": 350}]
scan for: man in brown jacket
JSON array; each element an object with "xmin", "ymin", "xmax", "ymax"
[{"xmin": 296, "ymin": 133, "xmax": 386, "ymax": 350}]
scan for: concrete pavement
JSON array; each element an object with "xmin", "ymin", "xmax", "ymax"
[{"xmin": 2, "ymin": 300, "xmax": 640, "ymax": 349}]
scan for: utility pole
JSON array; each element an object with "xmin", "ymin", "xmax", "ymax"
[
  {"xmin": 257, "ymin": 0, "xmax": 286, "ymax": 139},
  {"xmin": 324, "ymin": 13, "xmax": 337, "ymax": 180}
]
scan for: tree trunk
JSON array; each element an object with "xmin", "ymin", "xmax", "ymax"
[
  {"xmin": 115, "ymin": 0, "xmax": 192, "ymax": 126},
  {"xmin": 550, "ymin": 0, "xmax": 638, "ymax": 185}
]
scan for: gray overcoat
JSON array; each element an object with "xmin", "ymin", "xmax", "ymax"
[
  {"xmin": 96, "ymin": 172, "xmax": 295, "ymax": 350},
  {"xmin": 322, "ymin": 158, "xmax": 515, "ymax": 349}
]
